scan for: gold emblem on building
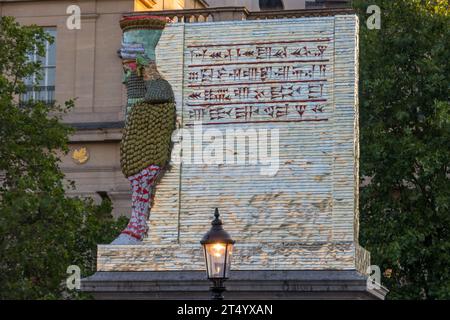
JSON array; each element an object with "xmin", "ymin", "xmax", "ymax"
[{"xmin": 72, "ymin": 147, "xmax": 89, "ymax": 164}]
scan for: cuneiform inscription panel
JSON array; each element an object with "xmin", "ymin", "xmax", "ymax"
[{"xmin": 185, "ymin": 38, "xmax": 331, "ymax": 126}]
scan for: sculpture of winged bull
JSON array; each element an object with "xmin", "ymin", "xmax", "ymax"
[{"xmin": 111, "ymin": 15, "xmax": 176, "ymax": 245}]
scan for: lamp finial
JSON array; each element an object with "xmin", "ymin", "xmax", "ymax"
[{"xmin": 212, "ymin": 208, "xmax": 221, "ymax": 226}]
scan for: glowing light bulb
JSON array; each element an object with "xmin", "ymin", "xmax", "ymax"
[{"xmin": 210, "ymin": 243, "xmax": 226, "ymax": 258}]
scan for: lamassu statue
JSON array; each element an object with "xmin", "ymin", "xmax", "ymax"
[{"xmin": 111, "ymin": 16, "xmax": 176, "ymax": 245}]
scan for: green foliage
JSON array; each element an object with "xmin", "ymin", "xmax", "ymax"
[
  {"xmin": 0, "ymin": 16, "xmax": 127, "ymax": 299},
  {"xmin": 354, "ymin": 0, "xmax": 450, "ymax": 299}
]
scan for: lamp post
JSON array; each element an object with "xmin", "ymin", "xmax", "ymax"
[{"xmin": 200, "ymin": 208, "xmax": 235, "ymax": 300}]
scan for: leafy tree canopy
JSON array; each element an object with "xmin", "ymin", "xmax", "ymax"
[
  {"xmin": 355, "ymin": 0, "xmax": 450, "ymax": 299},
  {"xmin": 0, "ymin": 16, "xmax": 126, "ymax": 299}
]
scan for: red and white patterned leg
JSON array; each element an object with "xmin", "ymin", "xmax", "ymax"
[{"xmin": 111, "ymin": 165, "xmax": 161, "ymax": 244}]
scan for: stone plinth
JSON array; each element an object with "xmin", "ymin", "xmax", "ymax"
[{"xmin": 82, "ymin": 12, "xmax": 386, "ymax": 300}]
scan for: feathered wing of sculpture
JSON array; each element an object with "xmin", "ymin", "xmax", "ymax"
[{"xmin": 111, "ymin": 16, "xmax": 176, "ymax": 245}]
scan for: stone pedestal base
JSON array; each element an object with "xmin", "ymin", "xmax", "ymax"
[{"xmin": 81, "ymin": 270, "xmax": 387, "ymax": 300}]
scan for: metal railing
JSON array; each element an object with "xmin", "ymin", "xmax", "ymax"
[
  {"xmin": 19, "ymin": 85, "xmax": 55, "ymax": 107},
  {"xmin": 123, "ymin": 6, "xmax": 354, "ymax": 23}
]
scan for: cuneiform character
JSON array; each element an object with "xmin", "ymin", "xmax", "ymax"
[
  {"xmin": 234, "ymin": 87, "xmax": 250, "ymax": 99},
  {"xmin": 264, "ymin": 104, "xmax": 289, "ymax": 118},
  {"xmin": 295, "ymin": 105, "xmax": 307, "ymax": 117},
  {"xmin": 308, "ymin": 83, "xmax": 324, "ymax": 99},
  {"xmin": 292, "ymin": 65, "xmax": 314, "ymax": 79},
  {"xmin": 234, "ymin": 105, "xmax": 258, "ymax": 120},
  {"xmin": 204, "ymin": 88, "xmax": 231, "ymax": 102},
  {"xmin": 270, "ymin": 85, "xmax": 294, "ymax": 100},
  {"xmin": 200, "ymin": 68, "xmax": 214, "ymax": 82},
  {"xmin": 189, "ymin": 108, "xmax": 206, "ymax": 120},
  {"xmin": 291, "ymin": 46, "xmax": 312, "ymax": 57},
  {"xmin": 209, "ymin": 107, "xmax": 229, "ymax": 120},
  {"xmin": 316, "ymin": 45, "xmax": 328, "ymax": 57},
  {"xmin": 256, "ymin": 46, "xmax": 272, "ymax": 59}
]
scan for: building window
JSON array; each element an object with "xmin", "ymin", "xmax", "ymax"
[
  {"xmin": 259, "ymin": 0, "xmax": 285, "ymax": 10},
  {"xmin": 20, "ymin": 28, "xmax": 56, "ymax": 106}
]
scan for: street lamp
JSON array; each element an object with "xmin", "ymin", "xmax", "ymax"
[{"xmin": 200, "ymin": 208, "xmax": 235, "ymax": 300}]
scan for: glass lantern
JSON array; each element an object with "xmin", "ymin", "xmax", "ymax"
[{"xmin": 200, "ymin": 208, "xmax": 235, "ymax": 299}]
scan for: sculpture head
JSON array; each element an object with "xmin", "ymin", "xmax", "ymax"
[{"xmin": 118, "ymin": 16, "xmax": 168, "ymax": 104}]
